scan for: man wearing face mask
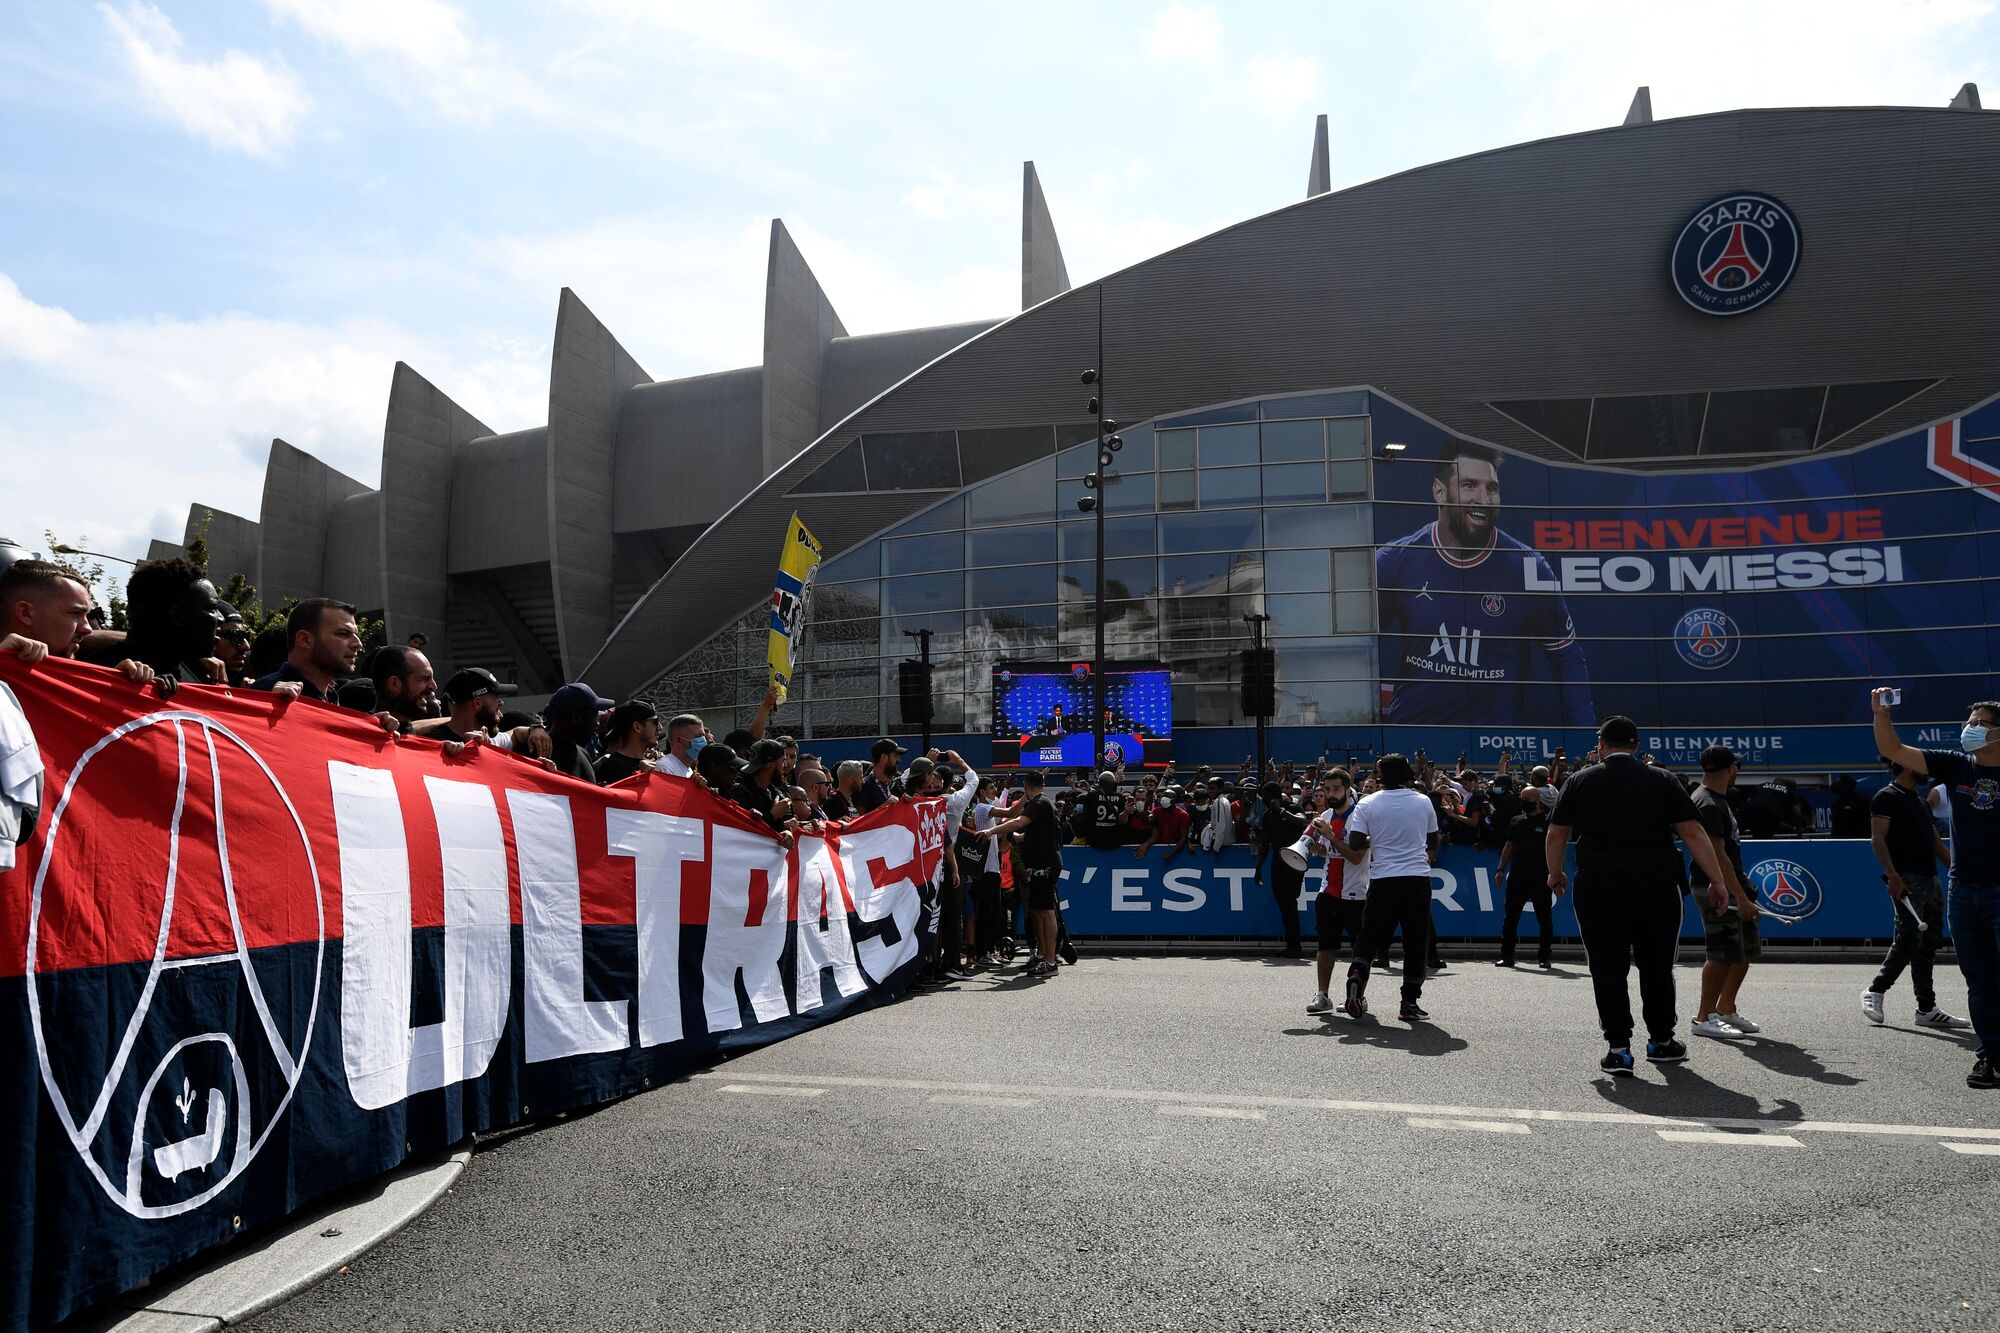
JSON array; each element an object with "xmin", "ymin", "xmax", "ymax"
[
  {"xmin": 658, "ymin": 713, "xmax": 708, "ymax": 778},
  {"xmin": 1872, "ymin": 690, "xmax": 2000, "ymax": 1089},
  {"xmin": 1135, "ymin": 784, "xmax": 1191, "ymax": 862}
]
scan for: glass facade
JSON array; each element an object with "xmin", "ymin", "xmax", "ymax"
[{"xmin": 655, "ymin": 391, "xmax": 1381, "ymax": 738}]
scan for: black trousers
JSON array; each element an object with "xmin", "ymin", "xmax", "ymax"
[
  {"xmin": 1500, "ymin": 870, "xmax": 1554, "ymax": 965},
  {"xmin": 1271, "ymin": 858, "xmax": 1305, "ymax": 950},
  {"xmin": 1349, "ymin": 875, "xmax": 1432, "ymax": 1003},
  {"xmin": 1571, "ymin": 874, "xmax": 1683, "ymax": 1047},
  {"xmin": 1871, "ymin": 874, "xmax": 1945, "ymax": 1010},
  {"xmin": 939, "ymin": 871, "xmax": 965, "ymax": 968},
  {"xmin": 971, "ymin": 871, "xmax": 1004, "ymax": 956}
]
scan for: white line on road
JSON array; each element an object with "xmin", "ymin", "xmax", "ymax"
[
  {"xmin": 1657, "ymin": 1130, "xmax": 1804, "ymax": 1147},
  {"xmin": 1408, "ymin": 1117, "xmax": 1531, "ymax": 1135},
  {"xmin": 696, "ymin": 1071, "xmax": 2000, "ymax": 1143},
  {"xmin": 717, "ymin": 1084, "xmax": 825, "ymax": 1098},
  {"xmin": 1159, "ymin": 1105, "xmax": 1265, "ymax": 1120},
  {"xmin": 929, "ymin": 1094, "xmax": 1038, "ymax": 1108},
  {"xmin": 1940, "ymin": 1142, "xmax": 2000, "ymax": 1156}
]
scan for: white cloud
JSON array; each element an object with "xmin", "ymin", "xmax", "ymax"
[
  {"xmin": 1148, "ymin": 2, "xmax": 1223, "ymax": 62},
  {"xmin": 99, "ymin": 1, "xmax": 309, "ymax": 157},
  {"xmin": 901, "ymin": 171, "xmax": 1012, "ymax": 222},
  {"xmin": 261, "ymin": 0, "xmax": 550, "ymax": 123},
  {"xmin": 0, "ymin": 272, "xmax": 546, "ymax": 564},
  {"xmin": 1246, "ymin": 53, "xmax": 1320, "ymax": 119}
]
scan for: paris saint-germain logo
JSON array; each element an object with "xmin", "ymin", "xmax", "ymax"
[
  {"xmin": 1669, "ymin": 192, "xmax": 1802, "ymax": 317},
  {"xmin": 1748, "ymin": 858, "xmax": 1823, "ymax": 920},
  {"xmin": 1673, "ymin": 608, "xmax": 1740, "ymax": 669},
  {"xmin": 1480, "ymin": 594, "xmax": 1506, "ymax": 618}
]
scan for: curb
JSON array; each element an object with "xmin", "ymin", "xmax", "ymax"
[{"xmin": 74, "ymin": 1147, "xmax": 471, "ymax": 1332}]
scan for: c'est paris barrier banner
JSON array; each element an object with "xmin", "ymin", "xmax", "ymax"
[
  {"xmin": 0, "ymin": 658, "xmax": 943, "ymax": 1332},
  {"xmin": 1052, "ymin": 842, "xmax": 1926, "ymax": 943}
]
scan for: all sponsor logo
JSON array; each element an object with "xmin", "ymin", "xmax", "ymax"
[
  {"xmin": 26, "ymin": 712, "xmax": 325, "ymax": 1219},
  {"xmin": 1748, "ymin": 858, "xmax": 1822, "ymax": 920},
  {"xmin": 1669, "ymin": 191, "xmax": 1802, "ymax": 316},
  {"xmin": 1673, "ymin": 607, "xmax": 1741, "ymax": 670}
]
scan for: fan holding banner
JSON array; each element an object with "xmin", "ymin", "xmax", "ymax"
[{"xmin": 765, "ymin": 513, "xmax": 824, "ymax": 707}]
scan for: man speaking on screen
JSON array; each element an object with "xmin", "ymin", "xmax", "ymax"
[{"xmin": 1376, "ymin": 439, "xmax": 1594, "ymax": 727}]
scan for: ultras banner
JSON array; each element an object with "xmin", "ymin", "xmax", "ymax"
[{"xmin": 0, "ymin": 657, "xmax": 944, "ymax": 1331}]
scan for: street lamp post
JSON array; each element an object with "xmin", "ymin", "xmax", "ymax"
[
  {"xmin": 49, "ymin": 543, "xmax": 138, "ymax": 567},
  {"xmin": 1077, "ymin": 287, "xmax": 1124, "ymax": 773}
]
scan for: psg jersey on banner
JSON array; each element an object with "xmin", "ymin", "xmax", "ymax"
[{"xmin": 1376, "ymin": 522, "xmax": 1595, "ymax": 726}]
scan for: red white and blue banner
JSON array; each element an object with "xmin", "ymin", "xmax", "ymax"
[{"xmin": 0, "ymin": 657, "xmax": 942, "ymax": 1331}]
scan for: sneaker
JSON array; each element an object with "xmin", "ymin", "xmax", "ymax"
[
  {"xmin": 1538, "ymin": 960, "xmax": 1554, "ymax": 971},
  {"xmin": 1917, "ymin": 1007, "xmax": 1973, "ymax": 1029},
  {"xmin": 1601, "ymin": 1047, "xmax": 1636, "ymax": 1078},
  {"xmin": 1646, "ymin": 1038, "xmax": 1689, "ymax": 1063},
  {"xmin": 1861, "ymin": 991, "xmax": 1886, "ymax": 1024},
  {"xmin": 1719, "ymin": 1010, "xmax": 1761, "ymax": 1034},
  {"xmin": 1306, "ymin": 992, "xmax": 1334, "ymax": 1014},
  {"xmin": 1343, "ymin": 977, "xmax": 1368, "ymax": 1019},
  {"xmin": 1690, "ymin": 1016, "xmax": 1745, "ymax": 1040},
  {"xmin": 940, "ymin": 966, "xmax": 971, "ymax": 982},
  {"xmin": 1971, "ymin": 1058, "xmax": 1999, "ymax": 1090},
  {"xmin": 1398, "ymin": 1002, "xmax": 1430, "ymax": 1023},
  {"xmin": 1028, "ymin": 960, "xmax": 1057, "ymax": 978},
  {"xmin": 1494, "ymin": 958, "xmax": 1516, "ymax": 968}
]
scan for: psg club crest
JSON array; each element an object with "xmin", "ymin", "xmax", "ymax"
[
  {"xmin": 1480, "ymin": 594, "xmax": 1506, "ymax": 618},
  {"xmin": 1748, "ymin": 858, "xmax": 1823, "ymax": 921},
  {"xmin": 1669, "ymin": 192, "xmax": 1802, "ymax": 317},
  {"xmin": 1672, "ymin": 608, "xmax": 1741, "ymax": 670}
]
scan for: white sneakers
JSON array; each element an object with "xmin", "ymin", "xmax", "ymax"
[
  {"xmin": 1916, "ymin": 1007, "xmax": 1973, "ymax": 1029},
  {"xmin": 1690, "ymin": 1016, "xmax": 1746, "ymax": 1039},
  {"xmin": 1306, "ymin": 991, "xmax": 1334, "ymax": 1014},
  {"xmin": 1719, "ymin": 1010, "xmax": 1761, "ymax": 1034},
  {"xmin": 1861, "ymin": 991, "xmax": 1886, "ymax": 1024}
]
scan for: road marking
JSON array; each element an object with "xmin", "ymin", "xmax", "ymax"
[
  {"xmin": 1159, "ymin": 1105, "xmax": 1265, "ymax": 1120},
  {"xmin": 694, "ymin": 1071, "xmax": 2000, "ymax": 1142},
  {"xmin": 929, "ymin": 1094, "xmax": 1037, "ymax": 1108},
  {"xmin": 1657, "ymin": 1130, "xmax": 1803, "ymax": 1148},
  {"xmin": 1941, "ymin": 1142, "xmax": 2000, "ymax": 1156},
  {"xmin": 717, "ymin": 1084, "xmax": 824, "ymax": 1098},
  {"xmin": 1408, "ymin": 1117, "xmax": 1530, "ymax": 1135}
]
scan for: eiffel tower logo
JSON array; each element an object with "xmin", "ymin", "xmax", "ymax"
[{"xmin": 1701, "ymin": 223, "xmax": 1766, "ymax": 290}]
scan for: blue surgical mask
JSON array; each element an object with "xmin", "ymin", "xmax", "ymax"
[
  {"xmin": 687, "ymin": 735, "xmax": 708, "ymax": 762},
  {"xmin": 1962, "ymin": 725, "xmax": 1991, "ymax": 753}
]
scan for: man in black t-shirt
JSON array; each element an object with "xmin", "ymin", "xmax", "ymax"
[
  {"xmin": 982, "ymin": 770, "xmax": 1064, "ymax": 978},
  {"xmin": 544, "ymin": 682, "xmax": 612, "ymax": 784},
  {"xmin": 1863, "ymin": 756, "xmax": 1961, "ymax": 1028},
  {"xmin": 1873, "ymin": 689, "xmax": 2000, "ymax": 1087},
  {"xmin": 1688, "ymin": 747, "xmax": 1763, "ymax": 1041},
  {"xmin": 1495, "ymin": 785, "xmax": 1553, "ymax": 969},
  {"xmin": 1076, "ymin": 772, "xmax": 1126, "ymax": 852},
  {"xmin": 857, "ymin": 738, "xmax": 905, "ymax": 813},
  {"xmin": 1548, "ymin": 716, "xmax": 1727, "ymax": 1078}
]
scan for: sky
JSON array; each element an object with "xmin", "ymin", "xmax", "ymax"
[{"xmin": 1, "ymin": 0, "xmax": 1994, "ymax": 584}]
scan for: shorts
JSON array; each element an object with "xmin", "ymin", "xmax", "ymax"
[
  {"xmin": 1025, "ymin": 869, "xmax": 1061, "ymax": 912},
  {"xmin": 1701, "ymin": 900, "xmax": 1762, "ymax": 963},
  {"xmin": 1315, "ymin": 895, "xmax": 1366, "ymax": 949}
]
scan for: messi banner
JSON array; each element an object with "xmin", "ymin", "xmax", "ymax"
[
  {"xmin": 765, "ymin": 512, "xmax": 824, "ymax": 706},
  {"xmin": 0, "ymin": 657, "xmax": 942, "ymax": 1331}
]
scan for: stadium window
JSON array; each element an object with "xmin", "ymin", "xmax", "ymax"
[
  {"xmin": 1058, "ymin": 515, "xmax": 1155, "ymax": 561},
  {"xmin": 1260, "ymin": 419, "xmax": 1324, "ymax": 463},
  {"xmin": 880, "ymin": 572, "xmax": 960, "ymax": 616},
  {"xmin": 966, "ymin": 455, "xmax": 1055, "ymax": 526},
  {"xmin": 1585, "ymin": 393, "xmax": 1705, "ymax": 460},
  {"xmin": 1264, "ymin": 503, "xmax": 1364, "ymax": 549},
  {"xmin": 882, "ymin": 530, "xmax": 963, "ymax": 576},
  {"xmin": 1158, "ymin": 509, "xmax": 1262, "ymax": 555},
  {"xmin": 1158, "ymin": 470, "xmax": 1196, "ymax": 510},
  {"xmin": 1263, "ymin": 390, "xmax": 1366, "ymax": 420},
  {"xmin": 1159, "ymin": 402, "xmax": 1258, "ymax": 429},
  {"xmin": 808, "ymin": 579, "xmax": 881, "ymax": 620},
  {"xmin": 860, "ymin": 430, "xmax": 962, "ymax": 489},
  {"xmin": 1328, "ymin": 459, "xmax": 1367, "ymax": 497},
  {"xmin": 1333, "ymin": 548, "xmax": 1371, "ymax": 593},
  {"xmin": 968, "ymin": 563, "xmax": 1060, "ymax": 608},
  {"xmin": 1489, "ymin": 398, "xmax": 1591, "ymax": 455},
  {"xmin": 1262, "ymin": 462, "xmax": 1325, "ymax": 505},
  {"xmin": 815, "ymin": 542, "xmax": 879, "ymax": 584},
  {"xmin": 1157, "ymin": 429, "xmax": 1196, "ymax": 470},
  {"xmin": 1699, "ymin": 385, "xmax": 1825, "ymax": 455},
  {"xmin": 957, "ymin": 425, "xmax": 1057, "ymax": 486},
  {"xmin": 1198, "ymin": 466, "xmax": 1261, "ymax": 507},
  {"xmin": 1333, "ymin": 590, "xmax": 1372, "ymax": 633},
  {"xmin": 1817, "ymin": 379, "xmax": 1938, "ymax": 445},
  {"xmin": 1266, "ymin": 593, "xmax": 1334, "ymax": 637},
  {"xmin": 1104, "ymin": 470, "xmax": 1157, "ymax": 513},
  {"xmin": 1327, "ymin": 417, "xmax": 1368, "ymax": 459},
  {"xmin": 1197, "ymin": 423, "xmax": 1260, "ymax": 467},
  {"xmin": 791, "ymin": 438, "xmax": 869, "ymax": 494},
  {"xmin": 1263, "ymin": 549, "xmax": 1330, "ymax": 593},
  {"xmin": 967, "ymin": 523, "xmax": 1055, "ymax": 568},
  {"xmin": 885, "ymin": 495, "xmax": 963, "ymax": 537},
  {"xmin": 1059, "ymin": 556, "xmax": 1158, "ymax": 599}
]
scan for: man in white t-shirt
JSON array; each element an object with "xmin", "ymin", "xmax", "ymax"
[
  {"xmin": 658, "ymin": 713, "xmax": 707, "ymax": 778},
  {"xmin": 1307, "ymin": 768, "xmax": 1370, "ymax": 1014},
  {"xmin": 1341, "ymin": 754, "xmax": 1441, "ymax": 1022}
]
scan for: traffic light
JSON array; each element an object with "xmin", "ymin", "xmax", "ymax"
[
  {"xmin": 1240, "ymin": 647, "xmax": 1276, "ymax": 718},
  {"xmin": 897, "ymin": 659, "xmax": 934, "ymax": 724}
]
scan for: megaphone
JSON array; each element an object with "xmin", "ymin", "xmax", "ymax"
[{"xmin": 1281, "ymin": 818, "xmax": 1337, "ymax": 872}]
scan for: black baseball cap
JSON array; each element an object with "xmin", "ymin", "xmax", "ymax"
[
  {"xmin": 871, "ymin": 738, "xmax": 908, "ymax": 759},
  {"xmin": 746, "ymin": 738, "xmax": 787, "ymax": 768},
  {"xmin": 1597, "ymin": 715, "xmax": 1640, "ymax": 747},
  {"xmin": 445, "ymin": 667, "xmax": 500, "ymax": 704}
]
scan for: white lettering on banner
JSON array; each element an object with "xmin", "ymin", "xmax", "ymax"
[
  {"xmin": 1160, "ymin": 868, "xmax": 1205, "ymax": 912},
  {"xmin": 842, "ymin": 824, "xmax": 921, "ymax": 983},
  {"xmin": 1527, "ymin": 547, "xmax": 1905, "ymax": 593},
  {"xmin": 1473, "ymin": 866, "xmax": 1494, "ymax": 914},
  {"xmin": 1112, "ymin": 868, "xmax": 1149, "ymax": 912},
  {"xmin": 1646, "ymin": 733, "xmax": 1786, "ymax": 754},
  {"xmin": 331, "ymin": 763, "xmax": 512, "ymax": 1111},
  {"xmin": 1430, "ymin": 869, "xmax": 1462, "ymax": 911},
  {"xmin": 793, "ymin": 837, "xmax": 867, "ymax": 1013},
  {"xmin": 605, "ymin": 808, "xmax": 703, "ymax": 1047},
  {"xmin": 1217, "ymin": 867, "xmax": 1256, "ymax": 912},
  {"xmin": 703, "ymin": 826, "xmax": 792, "ymax": 1033},
  {"xmin": 510, "ymin": 791, "xmax": 627, "ymax": 1063}
]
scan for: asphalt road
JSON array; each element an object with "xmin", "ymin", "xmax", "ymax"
[{"xmin": 247, "ymin": 954, "xmax": 2000, "ymax": 1332}]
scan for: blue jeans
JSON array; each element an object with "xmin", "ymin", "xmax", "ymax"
[{"xmin": 1947, "ymin": 878, "xmax": 2000, "ymax": 1058}]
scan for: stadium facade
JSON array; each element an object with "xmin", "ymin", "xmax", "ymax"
[{"xmin": 154, "ymin": 89, "xmax": 2000, "ymax": 771}]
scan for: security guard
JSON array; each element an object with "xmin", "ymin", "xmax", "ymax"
[{"xmin": 1546, "ymin": 716, "xmax": 1728, "ymax": 1077}]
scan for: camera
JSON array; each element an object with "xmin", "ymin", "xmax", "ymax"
[{"xmin": 1881, "ymin": 687, "xmax": 1902, "ymax": 706}]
